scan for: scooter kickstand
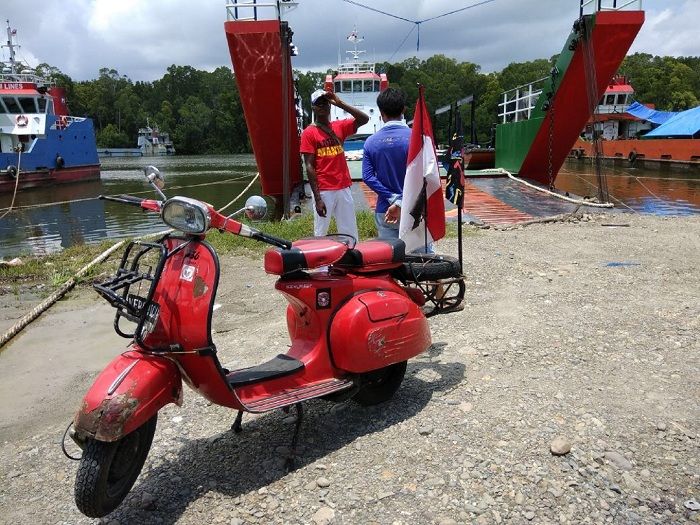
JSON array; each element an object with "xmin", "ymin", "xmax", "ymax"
[
  {"xmin": 285, "ymin": 403, "xmax": 304, "ymax": 472},
  {"xmin": 231, "ymin": 410, "xmax": 244, "ymax": 433}
]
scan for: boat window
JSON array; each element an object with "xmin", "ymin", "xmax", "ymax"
[
  {"xmin": 2, "ymin": 97, "xmax": 21, "ymax": 114},
  {"xmin": 616, "ymin": 94, "xmax": 627, "ymax": 105},
  {"xmin": 363, "ymin": 80, "xmax": 373, "ymax": 92},
  {"xmin": 18, "ymin": 97, "xmax": 38, "ymax": 113},
  {"xmin": 374, "ymin": 81, "xmax": 380, "ymax": 91},
  {"xmin": 334, "ymin": 81, "xmax": 341, "ymax": 92},
  {"xmin": 341, "ymin": 80, "xmax": 352, "ymax": 93},
  {"xmin": 605, "ymin": 94, "xmax": 615, "ymax": 105},
  {"xmin": 37, "ymin": 97, "xmax": 47, "ymax": 113}
]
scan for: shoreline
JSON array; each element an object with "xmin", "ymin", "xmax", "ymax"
[{"xmin": 0, "ymin": 212, "xmax": 698, "ymax": 524}]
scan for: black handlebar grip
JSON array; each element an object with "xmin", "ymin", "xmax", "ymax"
[
  {"xmin": 100, "ymin": 194, "xmax": 146, "ymax": 207},
  {"xmin": 251, "ymin": 231, "xmax": 292, "ymax": 249}
]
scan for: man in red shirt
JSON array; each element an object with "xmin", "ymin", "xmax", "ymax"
[{"xmin": 300, "ymin": 89, "xmax": 369, "ymax": 242}]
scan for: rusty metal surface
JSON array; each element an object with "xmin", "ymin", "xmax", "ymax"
[{"xmin": 73, "ymin": 389, "xmax": 139, "ymax": 442}]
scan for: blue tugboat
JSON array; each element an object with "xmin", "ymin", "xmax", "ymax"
[{"xmin": 0, "ymin": 21, "xmax": 99, "ymax": 193}]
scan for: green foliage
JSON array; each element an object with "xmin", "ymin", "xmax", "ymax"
[
  {"xmin": 96, "ymin": 123, "xmax": 130, "ymax": 148},
  {"xmin": 39, "ymin": 49, "xmax": 698, "ymax": 155},
  {"xmin": 620, "ymin": 53, "xmax": 700, "ymax": 110}
]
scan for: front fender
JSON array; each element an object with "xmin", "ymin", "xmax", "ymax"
[{"xmin": 73, "ymin": 349, "xmax": 182, "ymax": 442}]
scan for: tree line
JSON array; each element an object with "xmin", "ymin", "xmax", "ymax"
[{"xmin": 38, "ymin": 52, "xmax": 700, "ymax": 154}]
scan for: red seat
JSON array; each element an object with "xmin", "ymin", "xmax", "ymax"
[
  {"xmin": 334, "ymin": 238, "xmax": 405, "ymax": 272},
  {"xmin": 264, "ymin": 238, "xmax": 349, "ymax": 275},
  {"xmin": 264, "ymin": 238, "xmax": 406, "ymax": 275}
]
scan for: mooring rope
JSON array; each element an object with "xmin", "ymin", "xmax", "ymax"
[
  {"xmin": 0, "ymin": 173, "xmax": 255, "ymax": 214},
  {"xmin": 0, "ymin": 172, "xmax": 261, "ymax": 350},
  {"xmin": 0, "ymin": 149, "xmax": 22, "ymax": 220},
  {"xmin": 570, "ymin": 173, "xmax": 638, "ymax": 213},
  {"xmin": 498, "ymin": 168, "xmax": 614, "ymax": 208}
]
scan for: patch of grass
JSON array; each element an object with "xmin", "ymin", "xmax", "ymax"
[
  {"xmin": 1, "ymin": 210, "xmax": 471, "ymax": 291},
  {"xmin": 0, "ymin": 241, "xmax": 119, "ymax": 286}
]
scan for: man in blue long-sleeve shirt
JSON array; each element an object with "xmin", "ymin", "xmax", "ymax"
[{"xmin": 362, "ymin": 87, "xmax": 410, "ymax": 239}]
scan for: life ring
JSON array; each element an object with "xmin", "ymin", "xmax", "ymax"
[
  {"xmin": 628, "ymin": 151, "xmax": 637, "ymax": 164},
  {"xmin": 55, "ymin": 155, "xmax": 65, "ymax": 168},
  {"xmin": 6, "ymin": 165, "xmax": 17, "ymax": 179},
  {"xmin": 16, "ymin": 115, "xmax": 28, "ymax": 127}
]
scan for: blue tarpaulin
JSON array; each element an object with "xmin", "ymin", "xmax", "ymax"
[
  {"xmin": 644, "ymin": 105, "xmax": 700, "ymax": 138},
  {"xmin": 626, "ymin": 101, "xmax": 676, "ymax": 125}
]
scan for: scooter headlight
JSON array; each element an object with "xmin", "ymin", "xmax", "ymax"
[{"xmin": 161, "ymin": 197, "xmax": 211, "ymax": 234}]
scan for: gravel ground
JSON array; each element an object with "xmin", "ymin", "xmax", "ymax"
[{"xmin": 0, "ymin": 212, "xmax": 698, "ymax": 525}]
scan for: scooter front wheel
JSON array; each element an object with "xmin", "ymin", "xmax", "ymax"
[
  {"xmin": 354, "ymin": 361, "xmax": 407, "ymax": 406},
  {"xmin": 74, "ymin": 414, "xmax": 157, "ymax": 517}
]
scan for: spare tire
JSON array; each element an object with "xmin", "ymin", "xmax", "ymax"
[{"xmin": 394, "ymin": 253, "xmax": 462, "ymax": 282}]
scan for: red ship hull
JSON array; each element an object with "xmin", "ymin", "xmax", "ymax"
[
  {"xmin": 0, "ymin": 165, "xmax": 100, "ymax": 193},
  {"xmin": 571, "ymin": 137, "xmax": 700, "ymax": 165}
]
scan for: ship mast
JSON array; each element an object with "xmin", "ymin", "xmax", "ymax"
[{"xmin": 2, "ymin": 20, "xmax": 19, "ymax": 74}]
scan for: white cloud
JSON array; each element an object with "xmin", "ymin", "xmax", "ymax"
[{"xmin": 1, "ymin": 0, "xmax": 697, "ymax": 81}]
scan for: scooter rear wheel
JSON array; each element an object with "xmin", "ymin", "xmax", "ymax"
[
  {"xmin": 74, "ymin": 414, "xmax": 157, "ymax": 518},
  {"xmin": 354, "ymin": 361, "xmax": 408, "ymax": 406}
]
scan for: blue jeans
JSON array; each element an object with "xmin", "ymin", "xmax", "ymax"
[{"xmin": 375, "ymin": 212, "xmax": 434, "ymax": 254}]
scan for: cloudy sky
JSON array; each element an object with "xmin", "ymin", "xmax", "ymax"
[{"xmin": 2, "ymin": 0, "xmax": 698, "ymax": 81}]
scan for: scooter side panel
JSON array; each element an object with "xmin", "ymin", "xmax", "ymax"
[
  {"xmin": 329, "ymin": 290, "xmax": 431, "ymax": 373},
  {"xmin": 73, "ymin": 350, "xmax": 182, "ymax": 442}
]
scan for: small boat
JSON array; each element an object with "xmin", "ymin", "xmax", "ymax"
[
  {"xmin": 137, "ymin": 123, "xmax": 175, "ymax": 156},
  {"xmin": 570, "ymin": 75, "xmax": 700, "ymax": 166},
  {"xmin": 97, "ymin": 122, "xmax": 176, "ymax": 158},
  {"xmin": 0, "ymin": 21, "xmax": 99, "ymax": 193},
  {"xmin": 462, "ymin": 146, "xmax": 495, "ymax": 170}
]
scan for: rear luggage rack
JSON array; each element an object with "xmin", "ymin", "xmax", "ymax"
[
  {"xmin": 393, "ymin": 254, "xmax": 466, "ymax": 317},
  {"xmin": 93, "ymin": 241, "xmax": 168, "ymax": 338}
]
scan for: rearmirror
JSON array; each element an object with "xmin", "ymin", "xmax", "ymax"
[
  {"xmin": 144, "ymin": 166, "xmax": 165, "ymax": 189},
  {"xmin": 244, "ymin": 195, "xmax": 267, "ymax": 220}
]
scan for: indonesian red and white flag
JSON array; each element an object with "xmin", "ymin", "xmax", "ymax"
[{"xmin": 399, "ymin": 85, "xmax": 446, "ymax": 252}]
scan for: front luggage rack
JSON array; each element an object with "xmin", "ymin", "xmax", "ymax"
[
  {"xmin": 94, "ymin": 241, "xmax": 168, "ymax": 338},
  {"xmin": 393, "ymin": 254, "xmax": 466, "ymax": 317}
]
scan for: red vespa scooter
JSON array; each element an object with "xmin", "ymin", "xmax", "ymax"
[{"xmin": 67, "ymin": 167, "xmax": 464, "ymax": 518}]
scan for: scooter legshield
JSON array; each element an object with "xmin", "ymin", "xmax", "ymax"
[{"xmin": 73, "ymin": 349, "xmax": 182, "ymax": 442}]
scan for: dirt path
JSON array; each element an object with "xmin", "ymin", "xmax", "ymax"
[{"xmin": 0, "ymin": 213, "xmax": 698, "ymax": 524}]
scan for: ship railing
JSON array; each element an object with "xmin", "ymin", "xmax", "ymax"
[
  {"xmin": 0, "ymin": 71, "xmax": 53, "ymax": 86},
  {"xmin": 580, "ymin": 0, "xmax": 642, "ymax": 15},
  {"xmin": 337, "ymin": 62, "xmax": 376, "ymax": 75},
  {"xmin": 498, "ymin": 77, "xmax": 547, "ymax": 124},
  {"xmin": 225, "ymin": 0, "xmax": 299, "ymax": 21}
]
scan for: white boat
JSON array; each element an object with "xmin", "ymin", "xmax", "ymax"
[
  {"xmin": 137, "ymin": 123, "xmax": 175, "ymax": 156},
  {"xmin": 322, "ymin": 29, "xmax": 388, "ymax": 161}
]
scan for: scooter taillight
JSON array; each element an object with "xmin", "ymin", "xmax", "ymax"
[{"xmin": 93, "ymin": 240, "xmax": 168, "ymax": 339}]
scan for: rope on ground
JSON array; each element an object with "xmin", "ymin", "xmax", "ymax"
[
  {"xmin": 0, "ymin": 172, "xmax": 261, "ymax": 349},
  {"xmin": 0, "ymin": 240, "xmax": 125, "ymax": 349},
  {"xmin": 498, "ymin": 211, "xmax": 583, "ymax": 230},
  {"xmin": 498, "ymin": 168, "xmax": 614, "ymax": 208}
]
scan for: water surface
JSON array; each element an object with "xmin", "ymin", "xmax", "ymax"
[{"xmin": 1, "ymin": 155, "xmax": 698, "ymax": 258}]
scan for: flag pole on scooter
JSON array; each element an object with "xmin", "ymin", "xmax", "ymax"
[
  {"xmin": 399, "ymin": 84, "xmax": 445, "ymax": 254},
  {"xmin": 445, "ymin": 127, "xmax": 466, "ymax": 273}
]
